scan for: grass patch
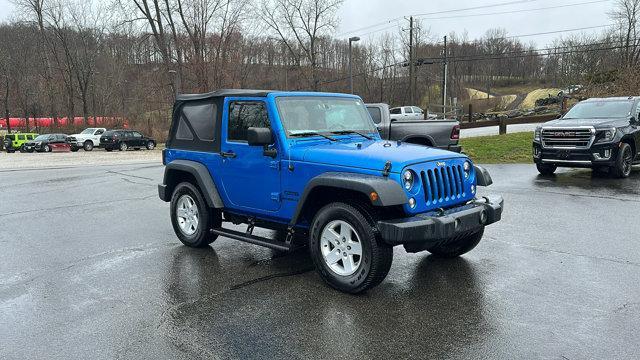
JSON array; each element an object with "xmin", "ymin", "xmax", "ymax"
[{"xmin": 460, "ymin": 132, "xmax": 534, "ymax": 164}]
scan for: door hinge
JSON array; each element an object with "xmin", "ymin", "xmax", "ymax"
[{"xmin": 270, "ymin": 192, "xmax": 280, "ymax": 201}]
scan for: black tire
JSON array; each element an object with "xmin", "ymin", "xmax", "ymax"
[
  {"xmin": 427, "ymin": 228, "xmax": 485, "ymax": 258},
  {"xmin": 105, "ymin": 147, "xmax": 113, "ymax": 152},
  {"xmin": 83, "ymin": 141, "xmax": 93, "ymax": 151},
  {"xmin": 146, "ymin": 141, "xmax": 155, "ymax": 150},
  {"xmin": 119, "ymin": 142, "xmax": 128, "ymax": 151},
  {"xmin": 536, "ymin": 163, "xmax": 556, "ymax": 176},
  {"xmin": 613, "ymin": 142, "xmax": 633, "ymax": 178},
  {"xmin": 309, "ymin": 202, "xmax": 393, "ymax": 294},
  {"xmin": 70, "ymin": 146, "xmax": 79, "ymax": 152},
  {"xmin": 19, "ymin": 145, "xmax": 26, "ymax": 153},
  {"xmin": 44, "ymin": 144, "xmax": 51, "ymax": 152},
  {"xmin": 170, "ymin": 182, "xmax": 220, "ymax": 248}
]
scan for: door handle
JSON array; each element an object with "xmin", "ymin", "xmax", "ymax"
[{"xmin": 221, "ymin": 150, "xmax": 236, "ymax": 158}]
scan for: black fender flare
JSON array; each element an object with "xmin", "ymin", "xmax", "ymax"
[
  {"xmin": 159, "ymin": 159, "xmax": 224, "ymax": 208},
  {"xmin": 474, "ymin": 165, "xmax": 493, "ymax": 186},
  {"xmin": 289, "ymin": 172, "xmax": 408, "ymax": 226}
]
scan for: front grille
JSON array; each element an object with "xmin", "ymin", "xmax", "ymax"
[
  {"xmin": 541, "ymin": 128, "xmax": 594, "ymax": 148},
  {"xmin": 420, "ymin": 164, "xmax": 465, "ymax": 205}
]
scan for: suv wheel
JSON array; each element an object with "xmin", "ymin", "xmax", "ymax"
[
  {"xmin": 83, "ymin": 141, "xmax": 93, "ymax": 151},
  {"xmin": 119, "ymin": 142, "xmax": 128, "ymax": 151},
  {"xmin": 536, "ymin": 163, "xmax": 556, "ymax": 176},
  {"xmin": 170, "ymin": 182, "xmax": 220, "ymax": 247},
  {"xmin": 146, "ymin": 141, "xmax": 155, "ymax": 150},
  {"xmin": 309, "ymin": 202, "xmax": 393, "ymax": 294},
  {"xmin": 427, "ymin": 228, "xmax": 484, "ymax": 258},
  {"xmin": 613, "ymin": 143, "xmax": 633, "ymax": 178}
]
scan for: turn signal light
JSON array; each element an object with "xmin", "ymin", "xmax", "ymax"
[{"xmin": 369, "ymin": 192, "xmax": 378, "ymax": 202}]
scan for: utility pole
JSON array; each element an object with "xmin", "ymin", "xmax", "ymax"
[
  {"xmin": 409, "ymin": 16, "xmax": 414, "ymax": 105},
  {"xmin": 348, "ymin": 36, "xmax": 360, "ymax": 94},
  {"xmin": 442, "ymin": 35, "xmax": 448, "ymax": 109}
]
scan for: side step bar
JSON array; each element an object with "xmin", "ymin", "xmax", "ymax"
[{"xmin": 210, "ymin": 227, "xmax": 291, "ymax": 252}]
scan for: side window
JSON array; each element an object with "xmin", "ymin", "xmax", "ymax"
[
  {"xmin": 228, "ymin": 101, "xmax": 270, "ymax": 142},
  {"xmin": 367, "ymin": 107, "xmax": 382, "ymax": 124},
  {"xmin": 403, "ymin": 106, "xmax": 413, "ymax": 114},
  {"xmin": 18, "ymin": 135, "xmax": 25, "ymax": 140},
  {"xmin": 95, "ymin": 129, "xmax": 104, "ymax": 135},
  {"xmin": 26, "ymin": 135, "xmax": 33, "ymax": 140},
  {"xmin": 132, "ymin": 132, "xmax": 142, "ymax": 138},
  {"xmin": 413, "ymin": 107, "xmax": 423, "ymax": 114},
  {"xmin": 390, "ymin": 108, "xmax": 401, "ymax": 114}
]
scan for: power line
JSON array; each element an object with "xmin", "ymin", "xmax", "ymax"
[
  {"xmin": 338, "ymin": 0, "xmax": 543, "ymax": 37},
  {"xmin": 415, "ymin": 0, "xmax": 611, "ymax": 20}
]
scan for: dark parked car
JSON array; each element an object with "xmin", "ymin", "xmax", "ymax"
[
  {"xmin": 23, "ymin": 134, "xmax": 71, "ymax": 152},
  {"xmin": 533, "ymin": 97, "xmax": 640, "ymax": 178},
  {"xmin": 100, "ymin": 130, "xmax": 156, "ymax": 151}
]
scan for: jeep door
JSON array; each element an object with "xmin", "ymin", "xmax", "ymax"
[{"xmin": 219, "ymin": 98, "xmax": 281, "ymax": 212}]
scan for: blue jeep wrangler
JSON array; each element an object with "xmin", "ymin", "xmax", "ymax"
[{"xmin": 159, "ymin": 89, "xmax": 503, "ymax": 293}]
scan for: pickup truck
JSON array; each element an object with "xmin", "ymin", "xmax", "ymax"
[
  {"xmin": 67, "ymin": 127, "xmax": 106, "ymax": 151},
  {"xmin": 367, "ymin": 103, "xmax": 461, "ymax": 152},
  {"xmin": 390, "ymin": 105, "xmax": 425, "ymax": 121},
  {"xmin": 158, "ymin": 89, "xmax": 503, "ymax": 293}
]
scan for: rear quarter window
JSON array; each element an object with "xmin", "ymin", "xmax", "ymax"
[{"xmin": 367, "ymin": 107, "xmax": 382, "ymax": 124}]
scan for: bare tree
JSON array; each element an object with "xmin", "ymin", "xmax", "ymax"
[{"xmin": 610, "ymin": 0, "xmax": 640, "ymax": 65}]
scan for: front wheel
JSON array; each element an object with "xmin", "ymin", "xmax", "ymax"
[
  {"xmin": 309, "ymin": 202, "xmax": 393, "ymax": 294},
  {"xmin": 170, "ymin": 182, "xmax": 220, "ymax": 247},
  {"xmin": 83, "ymin": 141, "xmax": 93, "ymax": 151},
  {"xmin": 536, "ymin": 163, "xmax": 556, "ymax": 176},
  {"xmin": 612, "ymin": 143, "xmax": 633, "ymax": 178},
  {"xmin": 427, "ymin": 228, "xmax": 485, "ymax": 258},
  {"xmin": 119, "ymin": 142, "xmax": 128, "ymax": 151},
  {"xmin": 146, "ymin": 141, "xmax": 155, "ymax": 150},
  {"xmin": 43, "ymin": 144, "xmax": 51, "ymax": 152}
]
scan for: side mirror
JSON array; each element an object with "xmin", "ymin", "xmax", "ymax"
[
  {"xmin": 630, "ymin": 116, "xmax": 637, "ymax": 125},
  {"xmin": 247, "ymin": 127, "xmax": 273, "ymax": 146}
]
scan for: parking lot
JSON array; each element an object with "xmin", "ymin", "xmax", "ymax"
[{"xmin": 1, "ymin": 155, "xmax": 639, "ymax": 359}]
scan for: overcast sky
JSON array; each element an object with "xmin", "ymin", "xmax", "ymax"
[{"xmin": 0, "ymin": 0, "xmax": 616, "ymax": 47}]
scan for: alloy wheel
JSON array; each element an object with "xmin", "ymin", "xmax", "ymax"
[
  {"xmin": 320, "ymin": 220, "xmax": 362, "ymax": 276},
  {"xmin": 176, "ymin": 194, "xmax": 199, "ymax": 236}
]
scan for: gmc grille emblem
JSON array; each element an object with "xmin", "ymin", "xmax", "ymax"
[
  {"xmin": 554, "ymin": 131, "xmax": 575, "ymax": 137},
  {"xmin": 436, "ymin": 161, "xmax": 446, "ymax": 166}
]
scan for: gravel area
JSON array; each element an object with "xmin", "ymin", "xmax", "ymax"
[{"xmin": 0, "ymin": 148, "xmax": 162, "ymax": 169}]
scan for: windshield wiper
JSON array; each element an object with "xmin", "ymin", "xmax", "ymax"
[
  {"xmin": 289, "ymin": 131, "xmax": 337, "ymax": 141},
  {"xmin": 329, "ymin": 130, "xmax": 373, "ymax": 140}
]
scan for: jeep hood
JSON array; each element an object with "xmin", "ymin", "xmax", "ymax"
[
  {"xmin": 290, "ymin": 140, "xmax": 466, "ymax": 173},
  {"xmin": 543, "ymin": 117, "xmax": 628, "ymax": 129}
]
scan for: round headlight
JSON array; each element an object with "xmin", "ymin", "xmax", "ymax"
[
  {"xmin": 463, "ymin": 161, "xmax": 471, "ymax": 172},
  {"xmin": 403, "ymin": 170, "xmax": 414, "ymax": 190}
]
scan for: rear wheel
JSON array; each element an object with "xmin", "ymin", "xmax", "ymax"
[
  {"xmin": 83, "ymin": 141, "xmax": 93, "ymax": 151},
  {"xmin": 170, "ymin": 182, "xmax": 220, "ymax": 247},
  {"xmin": 613, "ymin": 143, "xmax": 633, "ymax": 178},
  {"xmin": 119, "ymin": 142, "xmax": 128, "ymax": 151},
  {"xmin": 146, "ymin": 141, "xmax": 155, "ymax": 150},
  {"xmin": 427, "ymin": 228, "xmax": 484, "ymax": 258},
  {"xmin": 309, "ymin": 202, "xmax": 393, "ymax": 294},
  {"xmin": 536, "ymin": 163, "xmax": 556, "ymax": 176}
]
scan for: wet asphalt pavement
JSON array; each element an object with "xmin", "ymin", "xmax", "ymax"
[{"xmin": 1, "ymin": 162, "xmax": 639, "ymax": 359}]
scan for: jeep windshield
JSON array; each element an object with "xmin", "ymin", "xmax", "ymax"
[
  {"xmin": 276, "ymin": 97, "xmax": 377, "ymax": 138},
  {"xmin": 563, "ymin": 100, "xmax": 633, "ymax": 119}
]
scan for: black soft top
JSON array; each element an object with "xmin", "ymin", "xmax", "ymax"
[{"xmin": 176, "ymin": 89, "xmax": 275, "ymax": 101}]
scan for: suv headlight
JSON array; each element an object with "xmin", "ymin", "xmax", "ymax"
[
  {"xmin": 534, "ymin": 127, "xmax": 541, "ymax": 142},
  {"xmin": 598, "ymin": 128, "xmax": 616, "ymax": 142},
  {"xmin": 463, "ymin": 161, "xmax": 471, "ymax": 179},
  {"xmin": 403, "ymin": 170, "xmax": 414, "ymax": 190}
]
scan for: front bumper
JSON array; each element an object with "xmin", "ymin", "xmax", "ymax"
[
  {"xmin": 532, "ymin": 141, "xmax": 620, "ymax": 167},
  {"xmin": 376, "ymin": 195, "xmax": 503, "ymax": 249}
]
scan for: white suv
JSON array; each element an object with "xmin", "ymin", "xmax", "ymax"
[{"xmin": 68, "ymin": 128, "xmax": 106, "ymax": 151}]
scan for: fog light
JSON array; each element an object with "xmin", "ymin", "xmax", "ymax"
[
  {"xmin": 480, "ymin": 210, "xmax": 487, "ymax": 224},
  {"xmin": 408, "ymin": 197, "xmax": 416, "ymax": 208},
  {"xmin": 593, "ymin": 149, "xmax": 612, "ymax": 160}
]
